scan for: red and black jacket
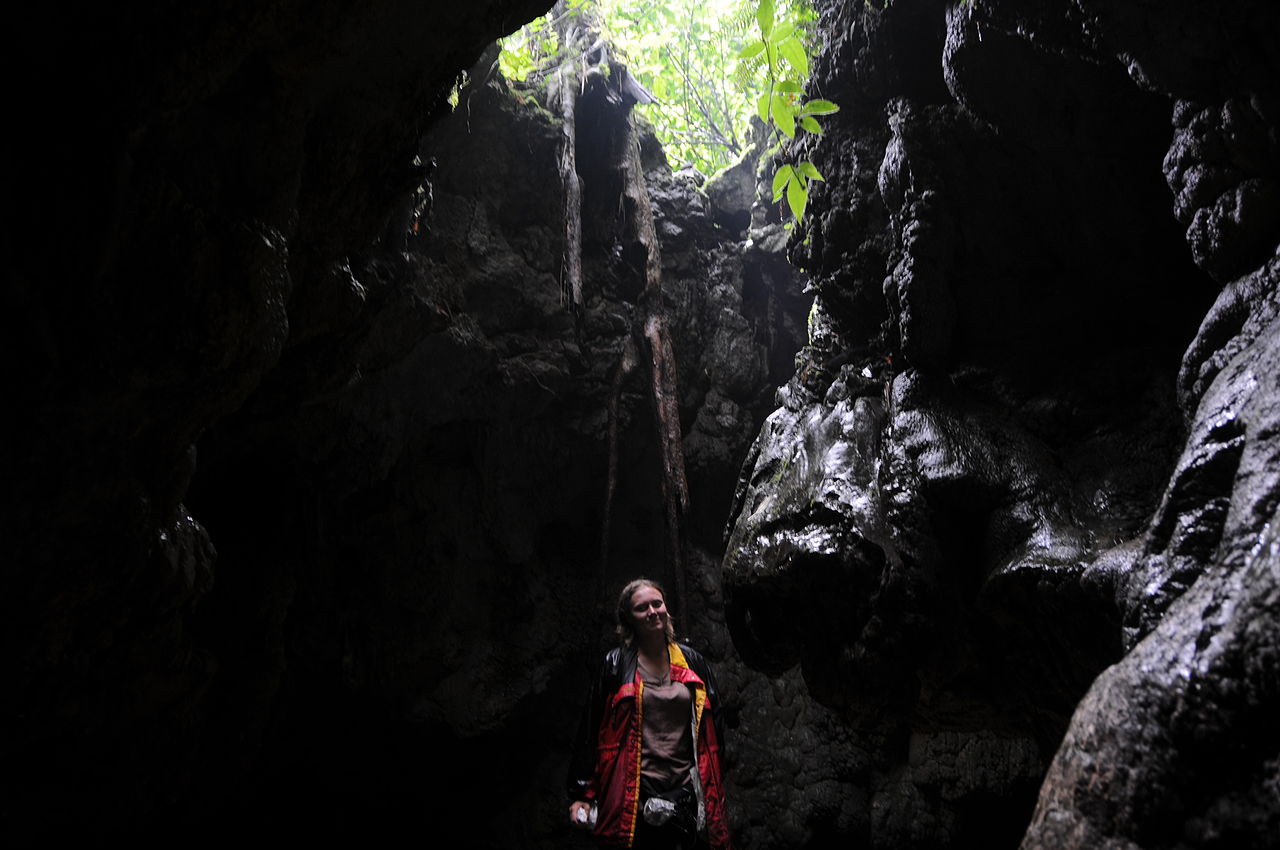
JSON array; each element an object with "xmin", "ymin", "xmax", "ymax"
[{"xmin": 569, "ymin": 641, "xmax": 731, "ymax": 849}]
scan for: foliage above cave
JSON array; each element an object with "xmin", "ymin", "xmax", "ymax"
[{"xmin": 499, "ymin": 0, "xmax": 832, "ymax": 196}]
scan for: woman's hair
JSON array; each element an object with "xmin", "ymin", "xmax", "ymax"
[{"xmin": 615, "ymin": 577, "xmax": 677, "ymax": 647}]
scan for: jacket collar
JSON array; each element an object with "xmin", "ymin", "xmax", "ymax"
[
  {"xmin": 667, "ymin": 642, "xmax": 704, "ymax": 687},
  {"xmin": 624, "ymin": 641, "xmax": 704, "ymax": 686}
]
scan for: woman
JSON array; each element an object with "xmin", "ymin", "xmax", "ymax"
[{"xmin": 568, "ymin": 578, "xmax": 731, "ymax": 849}]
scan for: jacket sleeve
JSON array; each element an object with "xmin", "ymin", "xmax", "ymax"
[{"xmin": 567, "ymin": 653, "xmax": 607, "ymax": 800}]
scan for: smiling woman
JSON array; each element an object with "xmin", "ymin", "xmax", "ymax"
[
  {"xmin": 568, "ymin": 578, "xmax": 732, "ymax": 849},
  {"xmin": 623, "ymin": 580, "xmax": 678, "ymax": 646}
]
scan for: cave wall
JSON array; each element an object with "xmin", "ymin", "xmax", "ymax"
[
  {"xmin": 723, "ymin": 0, "xmax": 1280, "ymax": 847},
  {"xmin": 5, "ymin": 2, "xmax": 814, "ymax": 840},
  {"xmin": 178, "ymin": 65, "xmax": 811, "ymax": 843},
  {"xmin": 6, "ymin": 0, "xmax": 558, "ymax": 837}
]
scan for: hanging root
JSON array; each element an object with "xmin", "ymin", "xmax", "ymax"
[
  {"xmin": 555, "ymin": 56, "xmax": 583, "ymax": 313},
  {"xmin": 621, "ymin": 118, "xmax": 691, "ymax": 609},
  {"xmin": 601, "ymin": 336, "xmax": 639, "ymax": 572}
]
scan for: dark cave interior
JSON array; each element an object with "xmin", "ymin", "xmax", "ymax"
[{"xmin": 6, "ymin": 1, "xmax": 1280, "ymax": 847}]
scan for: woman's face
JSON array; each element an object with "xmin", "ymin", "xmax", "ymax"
[{"xmin": 629, "ymin": 584, "xmax": 668, "ymax": 636}]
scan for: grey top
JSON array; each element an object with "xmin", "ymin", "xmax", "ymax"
[{"xmin": 640, "ymin": 676, "xmax": 694, "ymax": 790}]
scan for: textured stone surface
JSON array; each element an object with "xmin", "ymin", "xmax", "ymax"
[
  {"xmin": 1025, "ymin": 321, "xmax": 1280, "ymax": 850},
  {"xmin": 723, "ymin": 0, "xmax": 1280, "ymax": 847}
]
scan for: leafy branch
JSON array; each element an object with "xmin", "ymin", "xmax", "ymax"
[
  {"xmin": 497, "ymin": 0, "xmax": 837, "ymax": 223},
  {"xmin": 740, "ymin": 0, "xmax": 837, "ymax": 221},
  {"xmin": 598, "ymin": 0, "xmax": 756, "ymax": 175}
]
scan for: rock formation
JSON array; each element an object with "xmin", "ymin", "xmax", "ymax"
[{"xmin": 723, "ymin": 0, "xmax": 1279, "ymax": 847}]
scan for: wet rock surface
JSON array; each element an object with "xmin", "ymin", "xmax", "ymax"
[
  {"xmin": 1027, "ymin": 321, "xmax": 1280, "ymax": 850},
  {"xmin": 724, "ymin": 0, "xmax": 1280, "ymax": 847}
]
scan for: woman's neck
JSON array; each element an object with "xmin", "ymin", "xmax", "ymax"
[{"xmin": 636, "ymin": 633, "xmax": 668, "ymax": 660}]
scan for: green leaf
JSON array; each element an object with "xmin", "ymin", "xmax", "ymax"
[
  {"xmin": 738, "ymin": 40, "xmax": 765, "ymax": 59},
  {"xmin": 773, "ymin": 95, "xmax": 796, "ymax": 138},
  {"xmin": 799, "ymin": 99, "xmax": 840, "ymax": 116},
  {"xmin": 757, "ymin": 91, "xmax": 771, "ymax": 123},
  {"xmin": 757, "ymin": 0, "xmax": 775, "ymax": 38},
  {"xmin": 787, "ymin": 176, "xmax": 807, "ymax": 220},
  {"xmin": 772, "ymin": 22, "xmax": 796, "ymax": 43},
  {"xmin": 497, "ymin": 43, "xmax": 535, "ymax": 83},
  {"xmin": 798, "ymin": 160, "xmax": 824, "ymax": 181},
  {"xmin": 777, "ymin": 37, "xmax": 808, "ymax": 78},
  {"xmin": 800, "ymin": 115, "xmax": 822, "ymax": 134},
  {"xmin": 772, "ymin": 164, "xmax": 794, "ymax": 201},
  {"xmin": 774, "ymin": 79, "xmax": 802, "ymax": 94}
]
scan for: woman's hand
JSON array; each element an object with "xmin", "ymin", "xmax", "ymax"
[{"xmin": 569, "ymin": 800, "xmax": 594, "ymax": 829}]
